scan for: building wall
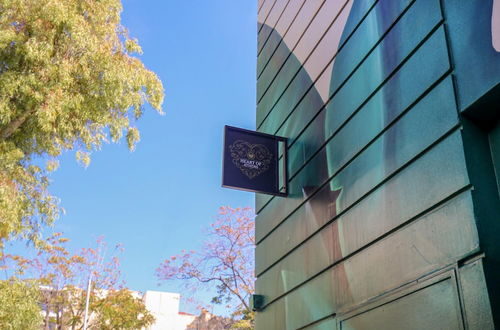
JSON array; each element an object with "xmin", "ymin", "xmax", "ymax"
[
  {"xmin": 142, "ymin": 291, "xmax": 195, "ymax": 330},
  {"xmin": 255, "ymin": 0, "xmax": 500, "ymax": 329}
]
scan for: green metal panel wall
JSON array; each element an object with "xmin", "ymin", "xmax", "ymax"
[{"xmin": 256, "ymin": 0, "xmax": 500, "ymax": 329}]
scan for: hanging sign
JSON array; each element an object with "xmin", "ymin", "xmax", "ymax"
[{"xmin": 222, "ymin": 126, "xmax": 287, "ymax": 196}]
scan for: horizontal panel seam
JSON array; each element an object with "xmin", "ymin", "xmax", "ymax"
[
  {"xmin": 438, "ymin": 0, "xmax": 461, "ymax": 114},
  {"xmin": 337, "ymin": 264, "xmax": 460, "ymax": 320},
  {"xmin": 340, "ymin": 275, "xmax": 452, "ymax": 322},
  {"xmin": 271, "ymin": 0, "xmax": 416, "ymax": 144},
  {"xmin": 258, "ymin": 0, "xmax": 293, "ymax": 55},
  {"xmin": 275, "ymin": 268, "xmax": 455, "ymax": 329},
  {"xmin": 284, "ymin": 18, "xmax": 443, "ymax": 182},
  {"xmin": 257, "ymin": 0, "xmax": 327, "ymax": 80},
  {"xmin": 256, "ymin": 121, "xmax": 461, "ymax": 275},
  {"xmin": 295, "ymin": 314, "xmax": 336, "ymax": 330},
  {"xmin": 255, "ymin": 0, "xmax": 386, "ymax": 214},
  {"xmin": 257, "ymin": 0, "xmax": 354, "ymax": 104},
  {"xmin": 258, "ymin": 0, "xmax": 267, "ymax": 15},
  {"xmin": 256, "ymin": 1, "xmax": 431, "ymax": 214},
  {"xmin": 257, "ymin": 0, "xmax": 382, "ymax": 126},
  {"xmin": 256, "ymin": 61, "xmax": 450, "ymax": 242},
  {"xmin": 256, "ymin": 19, "xmax": 444, "ymax": 221},
  {"xmin": 257, "ymin": 0, "xmax": 351, "ymax": 105},
  {"xmin": 258, "ymin": 0, "xmax": 278, "ymax": 35},
  {"xmin": 257, "ymin": 0, "xmax": 308, "ymax": 77},
  {"xmin": 258, "ymin": 185, "xmax": 474, "ymax": 309}
]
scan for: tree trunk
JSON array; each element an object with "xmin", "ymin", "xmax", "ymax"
[
  {"xmin": 44, "ymin": 305, "xmax": 50, "ymax": 330},
  {"xmin": 56, "ymin": 305, "xmax": 61, "ymax": 329},
  {"xmin": 0, "ymin": 108, "xmax": 35, "ymax": 140}
]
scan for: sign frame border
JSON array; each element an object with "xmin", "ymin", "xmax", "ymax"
[{"xmin": 222, "ymin": 125, "xmax": 288, "ymax": 197}]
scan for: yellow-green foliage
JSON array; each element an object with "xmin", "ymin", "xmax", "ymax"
[
  {"xmin": 0, "ymin": 279, "xmax": 43, "ymax": 330},
  {"xmin": 0, "ymin": 0, "xmax": 164, "ymax": 243},
  {"xmin": 93, "ymin": 289, "xmax": 155, "ymax": 330},
  {"xmin": 231, "ymin": 309, "xmax": 254, "ymax": 329}
]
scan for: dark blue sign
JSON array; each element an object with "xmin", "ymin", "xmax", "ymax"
[{"xmin": 222, "ymin": 126, "xmax": 287, "ymax": 196}]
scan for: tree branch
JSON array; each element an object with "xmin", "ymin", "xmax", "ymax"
[{"xmin": 0, "ymin": 108, "xmax": 36, "ymax": 140}]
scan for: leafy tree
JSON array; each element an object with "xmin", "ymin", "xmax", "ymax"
[
  {"xmin": 230, "ymin": 309, "xmax": 254, "ymax": 330},
  {"xmin": 3, "ymin": 234, "xmax": 153, "ymax": 329},
  {"xmin": 0, "ymin": 0, "xmax": 164, "ymax": 244},
  {"xmin": 93, "ymin": 288, "xmax": 155, "ymax": 330},
  {"xmin": 0, "ymin": 278, "xmax": 43, "ymax": 330},
  {"xmin": 4, "ymin": 234, "xmax": 121, "ymax": 329},
  {"xmin": 156, "ymin": 206, "xmax": 255, "ymax": 327}
]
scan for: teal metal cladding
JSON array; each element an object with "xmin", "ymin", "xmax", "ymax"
[{"xmin": 255, "ymin": 0, "xmax": 500, "ymax": 329}]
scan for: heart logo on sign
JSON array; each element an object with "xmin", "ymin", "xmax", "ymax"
[{"xmin": 229, "ymin": 140, "xmax": 273, "ymax": 179}]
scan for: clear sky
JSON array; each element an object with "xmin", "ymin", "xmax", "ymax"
[{"xmin": 21, "ymin": 0, "xmax": 256, "ymax": 313}]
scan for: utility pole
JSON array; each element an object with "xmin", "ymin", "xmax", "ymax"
[
  {"xmin": 82, "ymin": 273, "xmax": 92, "ymax": 330},
  {"xmin": 83, "ymin": 243, "xmax": 106, "ymax": 330}
]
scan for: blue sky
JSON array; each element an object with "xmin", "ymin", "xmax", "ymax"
[{"xmin": 15, "ymin": 0, "xmax": 256, "ymax": 313}]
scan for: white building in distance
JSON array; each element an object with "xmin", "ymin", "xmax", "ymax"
[{"xmin": 142, "ymin": 290, "xmax": 195, "ymax": 330}]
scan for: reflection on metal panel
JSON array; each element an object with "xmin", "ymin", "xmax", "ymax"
[
  {"xmin": 256, "ymin": 77, "xmax": 459, "ymax": 277},
  {"xmin": 340, "ymin": 276, "xmax": 463, "ymax": 330},
  {"xmin": 256, "ymin": 190, "xmax": 479, "ymax": 329},
  {"xmin": 255, "ymin": 0, "xmax": 500, "ymax": 327},
  {"xmin": 256, "ymin": 2, "xmax": 448, "ymax": 241}
]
